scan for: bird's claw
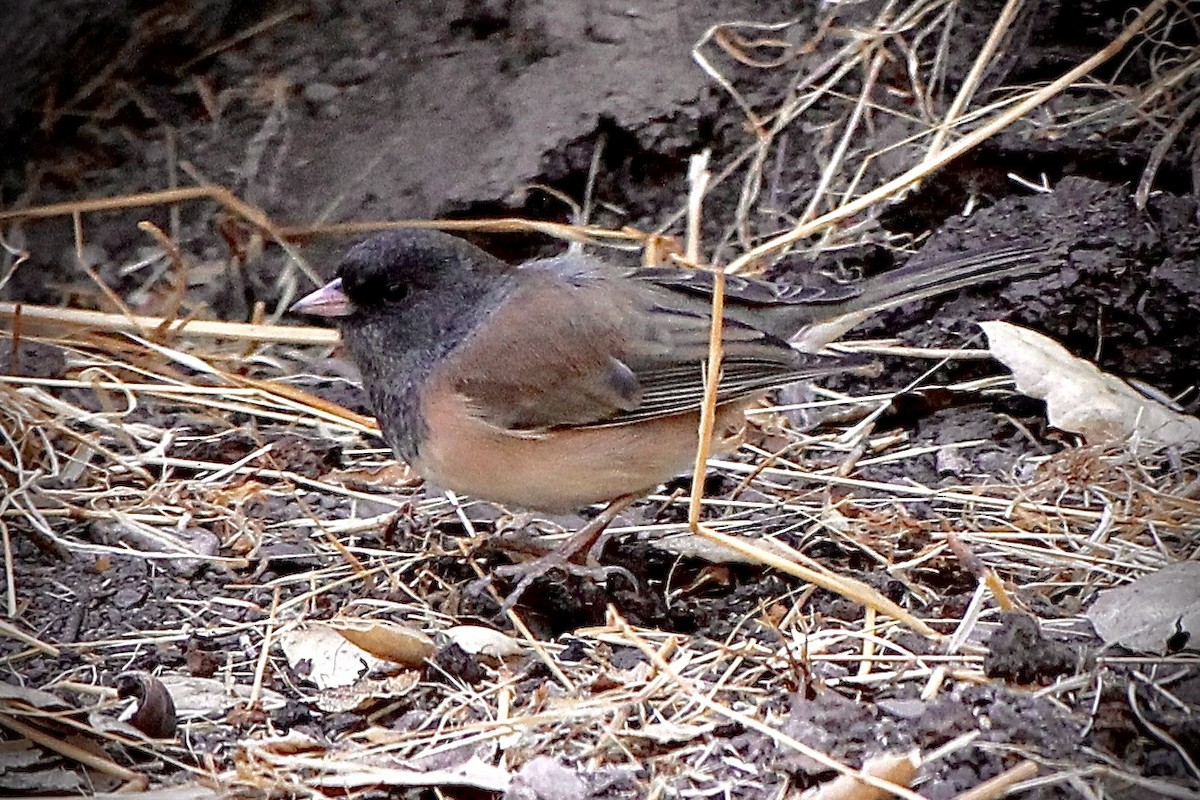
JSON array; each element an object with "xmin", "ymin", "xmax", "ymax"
[{"xmin": 493, "ymin": 555, "xmax": 638, "ymax": 614}]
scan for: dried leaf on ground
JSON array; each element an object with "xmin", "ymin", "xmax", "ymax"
[
  {"xmin": 811, "ymin": 750, "xmax": 921, "ymax": 800},
  {"xmin": 279, "ymin": 623, "xmax": 389, "ymax": 690},
  {"xmin": 162, "ymin": 676, "xmax": 288, "ymax": 716},
  {"xmin": 981, "ymin": 321, "xmax": 1200, "ymax": 451},
  {"xmin": 1085, "ymin": 562, "xmax": 1200, "ymax": 654},
  {"xmin": 443, "ymin": 625, "xmax": 524, "ymax": 659},
  {"xmin": 329, "ymin": 617, "xmax": 436, "ymax": 667}
]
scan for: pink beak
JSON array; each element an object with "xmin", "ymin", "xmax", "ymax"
[{"xmin": 290, "ymin": 278, "xmax": 353, "ymax": 317}]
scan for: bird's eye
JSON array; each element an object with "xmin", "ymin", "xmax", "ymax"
[{"xmin": 383, "ymin": 281, "xmax": 409, "ymax": 302}]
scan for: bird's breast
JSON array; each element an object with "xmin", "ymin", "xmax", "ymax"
[{"xmin": 412, "ymin": 387, "xmax": 748, "ymax": 512}]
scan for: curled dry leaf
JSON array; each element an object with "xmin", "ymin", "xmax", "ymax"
[
  {"xmin": 981, "ymin": 321, "xmax": 1200, "ymax": 452},
  {"xmin": 329, "ymin": 617, "xmax": 436, "ymax": 668},
  {"xmin": 115, "ymin": 671, "xmax": 177, "ymax": 739}
]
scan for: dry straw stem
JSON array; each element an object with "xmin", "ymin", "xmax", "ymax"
[
  {"xmin": 0, "ymin": 618, "xmax": 59, "ymax": 656},
  {"xmin": 924, "ymin": 0, "xmax": 1025, "ymax": 159},
  {"xmin": 796, "ymin": 44, "xmax": 887, "ymax": 228},
  {"xmin": 248, "ymin": 587, "xmax": 282, "ymax": 710},
  {"xmin": 1135, "ymin": 93, "xmax": 1200, "ymax": 210},
  {"xmin": 0, "ymin": 302, "xmax": 340, "ymax": 345},
  {"xmin": 681, "ymin": 156, "xmax": 939, "ymax": 637},
  {"xmin": 721, "ymin": 0, "xmax": 1171, "ymax": 273},
  {"xmin": 279, "ymin": 216, "xmax": 646, "ymax": 249},
  {"xmin": 690, "ymin": 2, "xmax": 1003, "ymax": 251},
  {"xmin": 177, "ymin": 7, "xmax": 305, "ymax": 71},
  {"xmin": 0, "ymin": 712, "xmax": 143, "ymax": 786}
]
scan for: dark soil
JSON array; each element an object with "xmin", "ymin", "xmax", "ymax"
[{"xmin": 2, "ymin": 1, "xmax": 1198, "ymax": 798}]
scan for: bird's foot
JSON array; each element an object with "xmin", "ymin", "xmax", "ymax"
[
  {"xmin": 493, "ymin": 554, "xmax": 636, "ymax": 615},
  {"xmin": 490, "ymin": 495, "xmax": 639, "ymax": 614}
]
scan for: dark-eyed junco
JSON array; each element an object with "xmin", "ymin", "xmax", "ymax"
[{"xmin": 292, "ymin": 230, "xmax": 1052, "ymax": 602}]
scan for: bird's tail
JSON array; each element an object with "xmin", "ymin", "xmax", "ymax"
[
  {"xmin": 791, "ymin": 244, "xmax": 1058, "ymax": 352},
  {"xmin": 846, "ymin": 245, "xmax": 1056, "ymax": 315}
]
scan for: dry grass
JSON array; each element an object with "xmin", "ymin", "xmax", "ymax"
[{"xmin": 2, "ymin": 2, "xmax": 1199, "ymax": 798}]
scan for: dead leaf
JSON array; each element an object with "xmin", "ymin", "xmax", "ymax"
[
  {"xmin": 443, "ymin": 625, "xmax": 523, "ymax": 659},
  {"xmin": 159, "ymin": 675, "xmax": 286, "ymax": 716},
  {"xmin": 246, "ymin": 730, "xmax": 322, "ymax": 756},
  {"xmin": 325, "ymin": 463, "xmax": 419, "ymax": 488},
  {"xmin": 509, "ymin": 756, "xmax": 586, "ymax": 800},
  {"xmin": 811, "ymin": 750, "xmax": 921, "ymax": 800},
  {"xmin": 279, "ymin": 623, "xmax": 387, "ymax": 689},
  {"xmin": 1085, "ymin": 562, "xmax": 1200, "ymax": 654},
  {"xmin": 115, "ymin": 672, "xmax": 176, "ymax": 739},
  {"xmin": 311, "ymin": 671, "xmax": 421, "ymax": 713},
  {"xmin": 0, "ymin": 682, "xmax": 73, "ymax": 711},
  {"xmin": 329, "ymin": 618, "xmax": 435, "ymax": 668},
  {"xmin": 0, "ymin": 766, "xmax": 85, "ymax": 794},
  {"xmin": 981, "ymin": 321, "xmax": 1200, "ymax": 452}
]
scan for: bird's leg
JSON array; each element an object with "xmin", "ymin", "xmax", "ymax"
[{"xmin": 494, "ymin": 494, "xmax": 638, "ymax": 613}]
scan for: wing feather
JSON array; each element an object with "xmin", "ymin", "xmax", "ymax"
[{"xmin": 439, "ymin": 256, "xmax": 848, "ymax": 433}]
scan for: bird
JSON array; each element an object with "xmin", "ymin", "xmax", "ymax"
[{"xmin": 291, "ymin": 229, "xmax": 1052, "ymax": 607}]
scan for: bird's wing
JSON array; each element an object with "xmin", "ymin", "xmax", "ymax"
[
  {"xmin": 440, "ymin": 258, "xmax": 852, "ymax": 434},
  {"xmin": 633, "ymin": 265, "xmax": 861, "ymax": 309},
  {"xmin": 634, "ymin": 245, "xmax": 1058, "ymax": 348}
]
